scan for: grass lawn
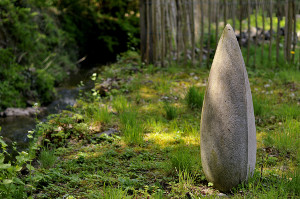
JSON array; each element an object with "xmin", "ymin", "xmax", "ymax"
[{"xmin": 24, "ymin": 50, "xmax": 300, "ymax": 198}]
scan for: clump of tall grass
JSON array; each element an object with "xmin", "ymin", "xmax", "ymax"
[
  {"xmin": 185, "ymin": 86, "xmax": 204, "ymax": 110},
  {"xmin": 120, "ymin": 110, "xmax": 144, "ymax": 145},
  {"xmin": 168, "ymin": 146, "xmax": 201, "ymax": 174},
  {"xmin": 94, "ymin": 106, "xmax": 111, "ymax": 124},
  {"xmin": 38, "ymin": 148, "xmax": 57, "ymax": 169},
  {"xmin": 252, "ymin": 95, "xmax": 264, "ymax": 117},
  {"xmin": 163, "ymin": 102, "xmax": 178, "ymax": 120},
  {"xmin": 273, "ymin": 118, "xmax": 299, "ymax": 155},
  {"xmin": 112, "ymin": 95, "xmax": 130, "ymax": 113}
]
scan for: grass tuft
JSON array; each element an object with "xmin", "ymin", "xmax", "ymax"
[
  {"xmin": 163, "ymin": 102, "xmax": 178, "ymax": 120},
  {"xmin": 120, "ymin": 110, "xmax": 144, "ymax": 145},
  {"xmin": 38, "ymin": 148, "xmax": 57, "ymax": 169},
  {"xmin": 185, "ymin": 86, "xmax": 204, "ymax": 110}
]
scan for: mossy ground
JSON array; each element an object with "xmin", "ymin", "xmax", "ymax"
[{"xmin": 29, "ymin": 51, "xmax": 299, "ymax": 198}]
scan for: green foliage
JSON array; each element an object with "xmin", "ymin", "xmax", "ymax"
[
  {"xmin": 112, "ymin": 96, "xmax": 130, "ymax": 114},
  {"xmin": 168, "ymin": 146, "xmax": 201, "ymax": 174},
  {"xmin": 163, "ymin": 103, "xmax": 178, "ymax": 120},
  {"xmin": 185, "ymin": 86, "xmax": 204, "ymax": 110},
  {"xmin": 0, "ymin": 0, "xmax": 77, "ymax": 110},
  {"xmin": 120, "ymin": 110, "xmax": 144, "ymax": 145},
  {"xmin": 38, "ymin": 148, "xmax": 57, "ymax": 169}
]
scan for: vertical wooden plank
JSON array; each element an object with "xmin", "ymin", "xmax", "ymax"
[
  {"xmin": 286, "ymin": 0, "xmax": 293, "ymax": 62},
  {"xmin": 207, "ymin": 0, "xmax": 211, "ymax": 68},
  {"xmin": 140, "ymin": 0, "xmax": 147, "ymax": 63},
  {"xmin": 216, "ymin": 0, "xmax": 219, "ymax": 44},
  {"xmin": 268, "ymin": 0, "xmax": 273, "ymax": 62},
  {"xmin": 254, "ymin": 0, "xmax": 258, "ymax": 67},
  {"xmin": 223, "ymin": 0, "xmax": 227, "ymax": 27},
  {"xmin": 161, "ymin": 0, "xmax": 165, "ymax": 67},
  {"xmin": 261, "ymin": 0, "xmax": 265, "ymax": 64},
  {"xmin": 146, "ymin": 0, "xmax": 150, "ymax": 64},
  {"xmin": 200, "ymin": 0, "xmax": 204, "ymax": 67},
  {"xmin": 276, "ymin": 6, "xmax": 281, "ymax": 64},
  {"xmin": 284, "ymin": 0, "xmax": 288, "ymax": 60},
  {"xmin": 176, "ymin": 0, "xmax": 180, "ymax": 63},
  {"xmin": 152, "ymin": 0, "xmax": 157, "ymax": 64},
  {"xmin": 247, "ymin": 0, "xmax": 251, "ymax": 66},
  {"xmin": 191, "ymin": 0, "xmax": 195, "ymax": 65},
  {"xmin": 292, "ymin": 0, "xmax": 296, "ymax": 63},
  {"xmin": 164, "ymin": 0, "xmax": 169, "ymax": 66},
  {"xmin": 239, "ymin": 0, "xmax": 242, "ymax": 47},
  {"xmin": 232, "ymin": 0, "xmax": 236, "ymax": 31}
]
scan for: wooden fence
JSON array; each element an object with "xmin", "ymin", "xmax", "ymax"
[{"xmin": 140, "ymin": 0, "xmax": 299, "ymax": 68}]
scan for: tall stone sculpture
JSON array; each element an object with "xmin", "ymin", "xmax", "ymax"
[{"xmin": 200, "ymin": 24, "xmax": 256, "ymax": 192}]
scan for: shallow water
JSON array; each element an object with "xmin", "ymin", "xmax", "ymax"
[{"xmin": 0, "ymin": 66, "xmax": 96, "ymax": 152}]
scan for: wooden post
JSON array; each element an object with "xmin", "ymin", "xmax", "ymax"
[
  {"xmin": 276, "ymin": 13, "xmax": 281, "ymax": 64},
  {"xmin": 292, "ymin": 0, "xmax": 296, "ymax": 63},
  {"xmin": 268, "ymin": 0, "xmax": 273, "ymax": 62},
  {"xmin": 152, "ymin": 0, "xmax": 157, "ymax": 64},
  {"xmin": 254, "ymin": 0, "xmax": 258, "ymax": 68},
  {"xmin": 261, "ymin": 0, "xmax": 265, "ymax": 64},
  {"xmin": 200, "ymin": 0, "xmax": 204, "ymax": 67},
  {"xmin": 146, "ymin": 0, "xmax": 150, "ymax": 64},
  {"xmin": 191, "ymin": 0, "xmax": 195, "ymax": 65},
  {"xmin": 223, "ymin": 0, "xmax": 227, "ymax": 28},
  {"xmin": 286, "ymin": 0, "xmax": 293, "ymax": 62},
  {"xmin": 161, "ymin": 0, "xmax": 165, "ymax": 67},
  {"xmin": 239, "ymin": 0, "xmax": 242, "ymax": 47},
  {"xmin": 207, "ymin": 0, "xmax": 211, "ymax": 68},
  {"xmin": 247, "ymin": 0, "xmax": 251, "ymax": 66},
  {"xmin": 216, "ymin": 0, "xmax": 219, "ymax": 44},
  {"xmin": 176, "ymin": 0, "xmax": 180, "ymax": 64},
  {"xmin": 232, "ymin": 0, "xmax": 236, "ymax": 31},
  {"xmin": 140, "ymin": 0, "xmax": 147, "ymax": 63}
]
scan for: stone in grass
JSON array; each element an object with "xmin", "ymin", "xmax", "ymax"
[{"xmin": 200, "ymin": 24, "xmax": 256, "ymax": 192}]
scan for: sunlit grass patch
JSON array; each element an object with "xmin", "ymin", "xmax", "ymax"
[
  {"xmin": 120, "ymin": 110, "xmax": 144, "ymax": 145},
  {"xmin": 112, "ymin": 95, "xmax": 130, "ymax": 113},
  {"xmin": 273, "ymin": 119, "xmax": 299, "ymax": 156}
]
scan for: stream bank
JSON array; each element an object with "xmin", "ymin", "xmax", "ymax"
[{"xmin": 0, "ymin": 66, "xmax": 97, "ymax": 152}]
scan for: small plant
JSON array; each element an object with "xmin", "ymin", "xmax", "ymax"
[
  {"xmin": 252, "ymin": 95, "xmax": 263, "ymax": 117},
  {"xmin": 273, "ymin": 118, "xmax": 299, "ymax": 155},
  {"xmin": 112, "ymin": 96, "xmax": 130, "ymax": 113},
  {"xmin": 169, "ymin": 146, "xmax": 200, "ymax": 174},
  {"xmin": 120, "ymin": 111, "xmax": 144, "ymax": 145},
  {"xmin": 38, "ymin": 148, "xmax": 57, "ymax": 169},
  {"xmin": 185, "ymin": 86, "xmax": 204, "ymax": 109},
  {"xmin": 163, "ymin": 103, "xmax": 178, "ymax": 120},
  {"xmin": 95, "ymin": 106, "xmax": 112, "ymax": 124}
]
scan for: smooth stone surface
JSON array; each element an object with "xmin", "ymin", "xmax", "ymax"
[
  {"xmin": 0, "ymin": 107, "xmax": 46, "ymax": 117},
  {"xmin": 200, "ymin": 24, "xmax": 256, "ymax": 192}
]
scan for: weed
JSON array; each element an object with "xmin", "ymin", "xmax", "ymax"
[
  {"xmin": 185, "ymin": 86, "xmax": 204, "ymax": 109},
  {"xmin": 112, "ymin": 96, "xmax": 130, "ymax": 113},
  {"xmin": 168, "ymin": 146, "xmax": 200, "ymax": 174},
  {"xmin": 273, "ymin": 118, "xmax": 299, "ymax": 156},
  {"xmin": 163, "ymin": 103, "xmax": 178, "ymax": 120},
  {"xmin": 95, "ymin": 106, "xmax": 112, "ymax": 124},
  {"xmin": 120, "ymin": 111, "xmax": 144, "ymax": 145},
  {"xmin": 39, "ymin": 148, "xmax": 57, "ymax": 169}
]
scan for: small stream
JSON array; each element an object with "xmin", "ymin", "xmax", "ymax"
[{"xmin": 0, "ymin": 66, "xmax": 97, "ymax": 152}]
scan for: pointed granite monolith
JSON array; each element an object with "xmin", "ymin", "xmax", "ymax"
[{"xmin": 200, "ymin": 24, "xmax": 256, "ymax": 192}]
